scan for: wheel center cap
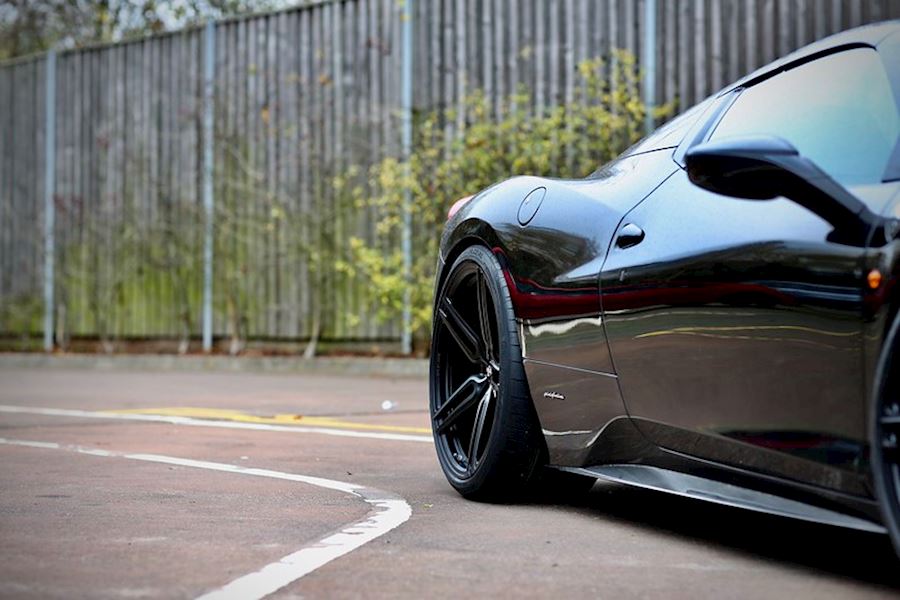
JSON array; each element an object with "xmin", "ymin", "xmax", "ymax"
[{"xmin": 485, "ymin": 364, "xmax": 493, "ymax": 378}]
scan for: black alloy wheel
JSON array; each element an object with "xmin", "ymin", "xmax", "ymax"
[
  {"xmin": 429, "ymin": 245, "xmax": 544, "ymax": 500},
  {"xmin": 874, "ymin": 311, "xmax": 900, "ymax": 558}
]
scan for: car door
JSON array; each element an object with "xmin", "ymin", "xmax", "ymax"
[{"xmin": 600, "ymin": 47, "xmax": 900, "ymax": 496}]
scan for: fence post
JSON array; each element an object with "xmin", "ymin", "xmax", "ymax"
[
  {"xmin": 43, "ymin": 49, "xmax": 56, "ymax": 352},
  {"xmin": 201, "ymin": 21, "xmax": 216, "ymax": 353},
  {"xmin": 400, "ymin": 0, "xmax": 414, "ymax": 355},
  {"xmin": 643, "ymin": 0, "xmax": 657, "ymax": 135}
]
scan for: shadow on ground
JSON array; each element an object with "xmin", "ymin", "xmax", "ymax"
[{"xmin": 537, "ymin": 480, "xmax": 899, "ymax": 588}]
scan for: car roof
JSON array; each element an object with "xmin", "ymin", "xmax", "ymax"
[{"xmin": 723, "ymin": 20, "xmax": 900, "ymax": 94}]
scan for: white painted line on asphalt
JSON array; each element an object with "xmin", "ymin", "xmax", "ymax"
[
  {"xmin": 0, "ymin": 437, "xmax": 413, "ymax": 600},
  {"xmin": 0, "ymin": 405, "xmax": 433, "ymax": 443}
]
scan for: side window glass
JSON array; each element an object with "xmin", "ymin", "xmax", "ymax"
[{"xmin": 710, "ymin": 48, "xmax": 899, "ymax": 187}]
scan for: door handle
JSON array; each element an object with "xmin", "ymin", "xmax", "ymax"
[{"xmin": 616, "ymin": 223, "xmax": 645, "ymax": 249}]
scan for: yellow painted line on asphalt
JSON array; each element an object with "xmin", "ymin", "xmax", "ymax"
[
  {"xmin": 105, "ymin": 407, "xmax": 433, "ymax": 435},
  {"xmin": 0, "ymin": 405, "xmax": 433, "ymax": 443}
]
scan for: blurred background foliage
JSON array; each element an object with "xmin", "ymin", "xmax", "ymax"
[
  {"xmin": 0, "ymin": 0, "xmax": 277, "ymax": 59},
  {"xmin": 336, "ymin": 52, "xmax": 671, "ymax": 351}
]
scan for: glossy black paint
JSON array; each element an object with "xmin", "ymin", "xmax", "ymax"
[
  {"xmin": 600, "ymin": 165, "xmax": 891, "ymax": 496},
  {"xmin": 434, "ymin": 22, "xmax": 900, "ymax": 531}
]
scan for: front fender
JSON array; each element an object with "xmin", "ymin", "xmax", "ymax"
[{"xmin": 439, "ymin": 150, "xmax": 679, "ymax": 323}]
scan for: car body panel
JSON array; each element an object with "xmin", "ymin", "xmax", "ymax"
[
  {"xmin": 522, "ymin": 361, "xmax": 621, "ymax": 465},
  {"xmin": 595, "ymin": 36, "xmax": 900, "ymax": 497},
  {"xmin": 861, "ymin": 190, "xmax": 900, "ymax": 489},
  {"xmin": 599, "ymin": 167, "xmax": 882, "ymax": 497}
]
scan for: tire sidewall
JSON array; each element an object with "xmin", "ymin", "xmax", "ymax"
[{"xmin": 429, "ymin": 245, "xmax": 537, "ymax": 497}]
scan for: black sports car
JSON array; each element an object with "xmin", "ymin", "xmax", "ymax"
[{"xmin": 429, "ymin": 21, "xmax": 900, "ymax": 555}]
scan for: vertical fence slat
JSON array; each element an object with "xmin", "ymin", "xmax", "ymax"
[{"xmin": 43, "ymin": 52, "xmax": 55, "ymax": 350}]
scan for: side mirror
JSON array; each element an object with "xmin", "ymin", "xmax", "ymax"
[
  {"xmin": 685, "ymin": 135, "xmax": 879, "ymax": 246},
  {"xmin": 685, "ymin": 136, "xmax": 800, "ymax": 200}
]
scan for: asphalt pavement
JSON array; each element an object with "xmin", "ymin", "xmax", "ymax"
[{"xmin": 0, "ymin": 365, "xmax": 898, "ymax": 599}]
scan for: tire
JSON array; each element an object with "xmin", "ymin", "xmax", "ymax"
[
  {"xmin": 429, "ymin": 245, "xmax": 545, "ymax": 500},
  {"xmin": 872, "ymin": 310, "xmax": 900, "ymax": 558}
]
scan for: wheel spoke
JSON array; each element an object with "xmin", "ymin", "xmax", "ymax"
[
  {"xmin": 438, "ymin": 297, "xmax": 482, "ymax": 365},
  {"xmin": 476, "ymin": 271, "xmax": 495, "ymax": 365},
  {"xmin": 466, "ymin": 385, "xmax": 493, "ymax": 472},
  {"xmin": 434, "ymin": 373, "xmax": 488, "ymax": 435}
]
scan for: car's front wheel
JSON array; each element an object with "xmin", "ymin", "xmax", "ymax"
[
  {"xmin": 873, "ymin": 310, "xmax": 900, "ymax": 558},
  {"xmin": 429, "ymin": 245, "xmax": 544, "ymax": 500}
]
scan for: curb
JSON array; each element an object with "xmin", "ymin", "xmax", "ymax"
[{"xmin": 0, "ymin": 353, "xmax": 429, "ymax": 379}]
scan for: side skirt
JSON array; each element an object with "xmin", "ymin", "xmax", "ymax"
[{"xmin": 554, "ymin": 463, "xmax": 886, "ymax": 535}]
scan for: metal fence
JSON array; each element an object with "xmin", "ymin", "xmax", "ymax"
[{"xmin": 2, "ymin": 0, "xmax": 899, "ymax": 350}]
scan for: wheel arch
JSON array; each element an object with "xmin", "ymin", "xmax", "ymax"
[
  {"xmin": 436, "ymin": 220, "xmax": 505, "ymax": 309},
  {"xmin": 869, "ymin": 302, "xmax": 900, "ymax": 555}
]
